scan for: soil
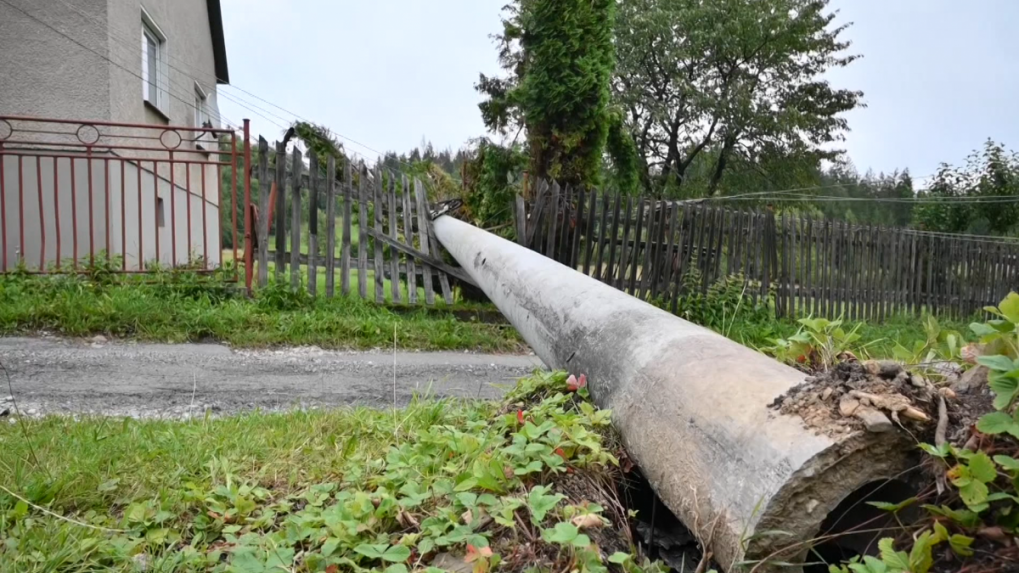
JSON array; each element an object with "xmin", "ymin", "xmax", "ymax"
[
  {"xmin": 770, "ymin": 360, "xmax": 963, "ymax": 441},
  {"xmin": 771, "ymin": 358, "xmax": 1019, "ymax": 573}
]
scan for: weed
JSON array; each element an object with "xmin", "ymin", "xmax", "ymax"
[
  {"xmin": 829, "ymin": 292, "xmax": 1019, "ymax": 573},
  {"xmin": 0, "ymin": 372, "xmax": 661, "ymax": 573},
  {"xmin": 765, "ymin": 316, "xmax": 864, "ymax": 370},
  {"xmin": 0, "ymin": 273, "xmax": 523, "ymax": 352}
]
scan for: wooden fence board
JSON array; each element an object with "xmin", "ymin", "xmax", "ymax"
[
  {"xmin": 645, "ymin": 203, "xmax": 661, "ymax": 299},
  {"xmin": 616, "ymin": 196, "xmax": 634, "ymax": 289},
  {"xmin": 256, "ymin": 137, "xmax": 270, "ymax": 288},
  {"xmin": 779, "ymin": 212, "xmax": 789, "ymax": 317},
  {"xmin": 515, "ymin": 195, "xmax": 527, "ymax": 247},
  {"xmin": 835, "ymin": 220, "xmax": 845, "ymax": 318},
  {"xmin": 274, "ymin": 141, "xmax": 286, "ymax": 280},
  {"xmin": 413, "ymin": 178, "xmax": 436, "ymax": 306},
  {"xmin": 627, "ymin": 198, "xmax": 646, "ymax": 294},
  {"xmin": 372, "ymin": 169, "xmax": 385, "ymax": 303},
  {"xmin": 526, "ymin": 181, "xmax": 549, "ymax": 250},
  {"xmin": 546, "ymin": 182, "xmax": 560, "ymax": 260},
  {"xmin": 843, "ymin": 221, "xmax": 851, "ymax": 318},
  {"xmin": 604, "ymin": 194, "xmax": 622, "ymax": 284},
  {"xmin": 388, "ymin": 175, "xmax": 401, "ymax": 303},
  {"xmin": 559, "ymin": 185, "xmax": 573, "ymax": 265},
  {"xmin": 669, "ymin": 207, "xmax": 690, "ymax": 314},
  {"xmin": 307, "ymin": 153, "xmax": 319, "ymax": 297},
  {"xmin": 289, "ymin": 147, "xmax": 302, "ymax": 290},
  {"xmin": 419, "ymin": 191, "xmax": 453, "ymax": 304},
  {"xmin": 583, "ymin": 189, "xmax": 597, "ymax": 276},
  {"xmin": 340, "ymin": 161, "xmax": 352, "ymax": 296},
  {"xmin": 325, "ymin": 156, "xmax": 337, "ymax": 298},
  {"xmin": 656, "ymin": 204, "xmax": 678, "ymax": 301},
  {"xmin": 357, "ymin": 166, "xmax": 369, "ymax": 299},
  {"xmin": 711, "ymin": 207, "xmax": 725, "ymax": 286},
  {"xmin": 402, "ymin": 176, "xmax": 418, "ymax": 305},
  {"xmin": 572, "ymin": 188, "xmax": 585, "ymax": 271},
  {"xmin": 595, "ymin": 192, "xmax": 611, "ymax": 280}
]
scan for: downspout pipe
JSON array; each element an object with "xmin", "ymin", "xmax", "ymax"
[{"xmin": 433, "ymin": 215, "xmax": 913, "ymax": 571}]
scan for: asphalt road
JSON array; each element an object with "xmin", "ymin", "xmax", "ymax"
[{"xmin": 0, "ymin": 337, "xmax": 544, "ymax": 419}]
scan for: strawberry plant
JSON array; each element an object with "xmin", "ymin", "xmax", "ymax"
[{"xmin": 766, "ymin": 316, "xmax": 864, "ymax": 370}]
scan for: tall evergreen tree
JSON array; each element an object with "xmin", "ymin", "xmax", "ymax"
[{"xmin": 477, "ymin": 0, "xmax": 617, "ymax": 192}]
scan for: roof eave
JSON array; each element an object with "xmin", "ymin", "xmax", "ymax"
[{"xmin": 206, "ymin": 0, "xmax": 229, "ymax": 84}]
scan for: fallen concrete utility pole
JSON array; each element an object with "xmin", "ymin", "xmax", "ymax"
[{"xmin": 433, "ymin": 215, "xmax": 914, "ymax": 571}]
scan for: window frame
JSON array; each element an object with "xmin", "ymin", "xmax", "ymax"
[
  {"xmin": 193, "ymin": 82, "xmax": 211, "ymax": 150},
  {"xmin": 140, "ymin": 8, "xmax": 169, "ymax": 117}
]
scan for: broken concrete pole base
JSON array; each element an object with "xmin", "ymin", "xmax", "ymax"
[{"xmin": 433, "ymin": 216, "xmax": 915, "ymax": 571}]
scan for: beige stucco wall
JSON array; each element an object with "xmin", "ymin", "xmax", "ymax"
[
  {"xmin": 0, "ymin": 0, "xmax": 228, "ymax": 270},
  {"xmin": 1, "ymin": 153, "xmax": 221, "ymax": 271},
  {"xmin": 0, "ymin": 0, "xmax": 111, "ymax": 121}
]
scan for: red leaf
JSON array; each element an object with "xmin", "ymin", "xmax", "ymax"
[
  {"xmin": 556, "ymin": 448, "xmax": 568, "ymax": 461},
  {"xmin": 517, "ymin": 410, "xmax": 525, "ymax": 425},
  {"xmin": 567, "ymin": 374, "xmax": 579, "ymax": 392},
  {"xmin": 578, "ymin": 374, "xmax": 587, "ymax": 388},
  {"xmin": 326, "ymin": 566, "xmax": 339, "ymax": 573}
]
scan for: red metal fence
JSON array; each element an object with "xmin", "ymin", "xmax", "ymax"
[{"xmin": 0, "ymin": 115, "xmax": 251, "ymax": 286}]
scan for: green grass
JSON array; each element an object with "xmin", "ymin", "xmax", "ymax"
[
  {"xmin": 0, "ymin": 372, "xmax": 653, "ymax": 573},
  {"xmin": 719, "ymin": 312, "xmax": 975, "ymax": 359},
  {"xmin": 0, "ymin": 272, "xmax": 524, "ymax": 352}
]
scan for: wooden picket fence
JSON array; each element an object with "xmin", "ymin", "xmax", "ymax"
[
  {"xmin": 247, "ymin": 145, "xmax": 1019, "ymax": 322},
  {"xmin": 251, "ymin": 138, "xmax": 471, "ymax": 305},
  {"xmin": 519, "ymin": 180, "xmax": 1019, "ymax": 321}
]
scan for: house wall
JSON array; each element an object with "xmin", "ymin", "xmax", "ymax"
[
  {"xmin": 0, "ymin": 0, "xmax": 112, "ymax": 121},
  {"xmin": 0, "ymin": 0, "xmax": 229, "ymax": 272},
  {"xmin": 1, "ymin": 152, "xmax": 220, "ymax": 271}
]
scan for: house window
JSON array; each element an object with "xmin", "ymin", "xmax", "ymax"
[
  {"xmin": 193, "ymin": 86, "xmax": 208, "ymax": 129},
  {"xmin": 141, "ymin": 10, "xmax": 168, "ymax": 116},
  {"xmin": 193, "ymin": 83, "xmax": 210, "ymax": 150}
]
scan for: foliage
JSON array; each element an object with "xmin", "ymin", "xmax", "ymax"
[
  {"xmin": 380, "ymin": 141, "xmax": 465, "ymax": 203},
  {"xmin": 613, "ymin": 0, "xmax": 862, "ymax": 195},
  {"xmin": 828, "ymin": 527, "xmax": 972, "ymax": 573},
  {"xmin": 291, "ymin": 120, "xmax": 347, "ymax": 166},
  {"xmin": 605, "ymin": 109, "xmax": 641, "ymax": 195},
  {"xmin": 0, "ymin": 272, "xmax": 523, "ymax": 352},
  {"xmin": 478, "ymin": 0, "xmax": 617, "ymax": 189},
  {"xmin": 651, "ymin": 269, "xmax": 773, "ymax": 336},
  {"xmin": 972, "ymin": 293, "xmax": 1019, "ymax": 410},
  {"xmin": 841, "ymin": 293, "xmax": 1019, "ymax": 573},
  {"xmin": 889, "ymin": 315, "xmax": 965, "ymax": 371},
  {"xmin": 806, "ymin": 167, "xmax": 916, "ymax": 228},
  {"xmin": 766, "ymin": 316, "xmax": 863, "ymax": 370},
  {"xmin": 460, "ymin": 140, "xmax": 528, "ymax": 231},
  {"xmin": 218, "ymin": 134, "xmax": 260, "ymax": 249},
  {"xmin": 913, "ymin": 140, "xmax": 1019, "ymax": 236},
  {"xmin": 0, "ymin": 372, "xmax": 664, "ymax": 573}
]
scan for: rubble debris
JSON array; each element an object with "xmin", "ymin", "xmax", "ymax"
[
  {"xmin": 950, "ymin": 365, "xmax": 989, "ymax": 394},
  {"xmin": 855, "ymin": 407, "xmax": 894, "ymax": 433},
  {"xmin": 771, "ymin": 361, "xmax": 942, "ymax": 437}
]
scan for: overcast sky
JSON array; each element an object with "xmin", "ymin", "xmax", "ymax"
[{"xmin": 218, "ymin": 0, "xmax": 1019, "ymax": 183}]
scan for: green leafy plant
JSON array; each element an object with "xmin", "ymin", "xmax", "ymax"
[
  {"xmin": 766, "ymin": 316, "xmax": 863, "ymax": 370},
  {"xmin": 844, "ymin": 293, "xmax": 1019, "ymax": 573},
  {"xmin": 891, "ymin": 314, "xmax": 964, "ymax": 368},
  {"xmin": 0, "ymin": 371, "xmax": 656, "ymax": 573},
  {"xmin": 828, "ymin": 525, "xmax": 972, "ymax": 573}
]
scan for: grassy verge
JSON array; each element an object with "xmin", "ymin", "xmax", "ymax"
[
  {"xmin": 0, "ymin": 372, "xmax": 671, "ymax": 573},
  {"xmin": 0, "ymin": 272, "xmax": 524, "ymax": 352},
  {"xmin": 0, "ymin": 264, "xmax": 971, "ymax": 357}
]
